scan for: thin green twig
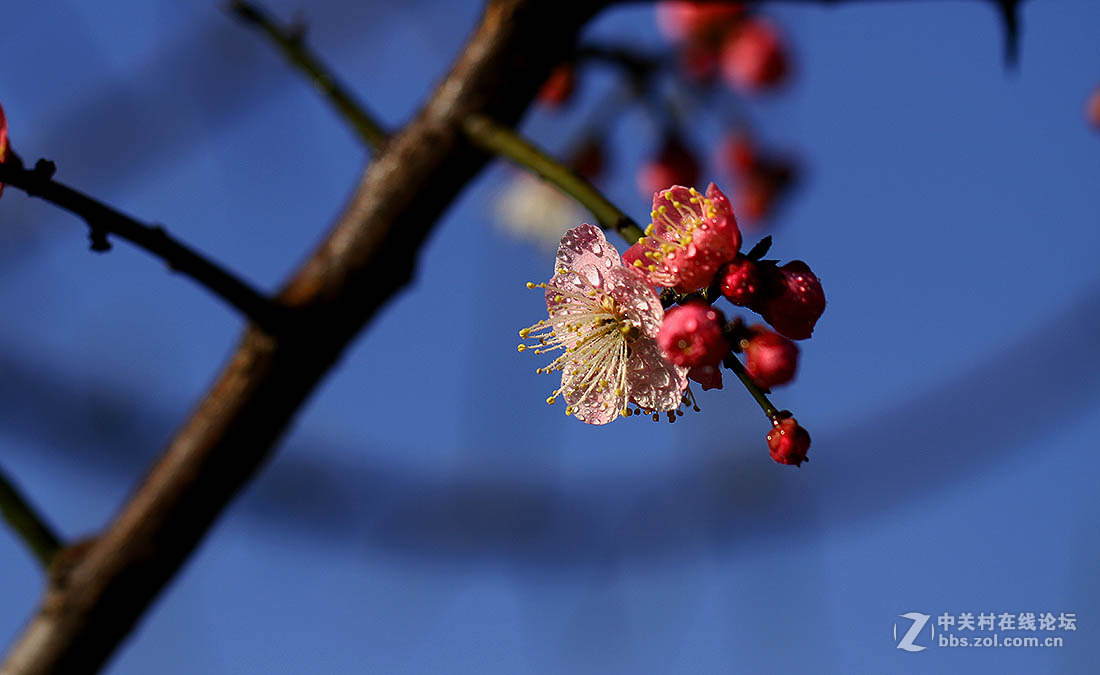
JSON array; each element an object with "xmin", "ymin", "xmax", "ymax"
[
  {"xmin": 229, "ymin": 2, "xmax": 644, "ymax": 245},
  {"xmin": 0, "ymin": 465, "xmax": 62, "ymax": 568},
  {"xmin": 229, "ymin": 0, "xmax": 390, "ymax": 151},
  {"xmin": 725, "ymin": 355, "xmax": 780, "ymax": 423},
  {"xmin": 463, "ymin": 114, "xmax": 644, "ymax": 243}
]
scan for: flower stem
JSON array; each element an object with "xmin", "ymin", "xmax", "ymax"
[
  {"xmin": 0, "ymin": 465, "xmax": 62, "ymax": 568},
  {"xmin": 0, "ymin": 158, "xmax": 286, "ymax": 332},
  {"xmin": 229, "ymin": 0, "xmax": 389, "ymax": 151},
  {"xmin": 463, "ymin": 114, "xmax": 644, "ymax": 243},
  {"xmin": 724, "ymin": 354, "xmax": 780, "ymax": 423}
]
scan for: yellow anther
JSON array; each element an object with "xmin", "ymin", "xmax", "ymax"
[
  {"xmin": 546, "ymin": 396, "xmax": 556, "ymax": 405},
  {"xmin": 526, "ymin": 281, "xmax": 536, "ymax": 289},
  {"xmin": 517, "ymin": 344, "xmax": 527, "ymax": 352}
]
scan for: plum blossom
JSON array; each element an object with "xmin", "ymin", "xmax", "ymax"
[
  {"xmin": 493, "ymin": 172, "xmax": 587, "ymax": 249},
  {"xmin": 519, "ymin": 224, "xmax": 689, "ymax": 424},
  {"xmin": 623, "ymin": 183, "xmax": 741, "ymax": 292}
]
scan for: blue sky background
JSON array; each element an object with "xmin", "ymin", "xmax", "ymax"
[{"xmin": 1, "ymin": 1, "xmax": 1098, "ymax": 673}]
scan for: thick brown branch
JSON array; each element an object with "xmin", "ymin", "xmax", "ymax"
[{"xmin": 0, "ymin": 1, "xmax": 606, "ymax": 673}]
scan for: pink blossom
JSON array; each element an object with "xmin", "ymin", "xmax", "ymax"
[
  {"xmin": 656, "ymin": 2, "xmax": 745, "ymax": 44},
  {"xmin": 520, "ymin": 225, "xmax": 689, "ymax": 425},
  {"xmin": 624, "ymin": 183, "xmax": 742, "ymax": 292}
]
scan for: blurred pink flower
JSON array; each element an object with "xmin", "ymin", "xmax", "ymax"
[
  {"xmin": 720, "ymin": 18, "xmax": 789, "ymax": 92},
  {"xmin": 656, "ymin": 2, "xmax": 744, "ymax": 44},
  {"xmin": 1087, "ymin": 86, "xmax": 1100, "ymax": 129}
]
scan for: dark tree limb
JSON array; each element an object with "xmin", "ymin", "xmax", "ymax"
[
  {"xmin": 0, "ymin": 1, "xmax": 607, "ymax": 673},
  {"xmin": 0, "ymin": 159, "xmax": 284, "ymax": 332}
]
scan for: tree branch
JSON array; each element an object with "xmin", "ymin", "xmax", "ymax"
[
  {"xmin": 230, "ymin": 2, "xmax": 645, "ymax": 244},
  {"xmin": 0, "ymin": 1, "xmax": 607, "ymax": 673},
  {"xmin": 463, "ymin": 114, "xmax": 644, "ymax": 242},
  {"xmin": 0, "ymin": 466, "xmax": 62, "ymax": 569},
  {"xmin": 0, "ymin": 158, "xmax": 285, "ymax": 332},
  {"xmin": 228, "ymin": 0, "xmax": 390, "ymax": 150}
]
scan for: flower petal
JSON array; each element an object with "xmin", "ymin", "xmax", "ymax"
[
  {"xmin": 626, "ymin": 338, "xmax": 689, "ymax": 412},
  {"xmin": 604, "ymin": 266, "xmax": 664, "ymax": 339}
]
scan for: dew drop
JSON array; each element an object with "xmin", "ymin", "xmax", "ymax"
[{"xmin": 583, "ymin": 265, "xmax": 600, "ymax": 286}]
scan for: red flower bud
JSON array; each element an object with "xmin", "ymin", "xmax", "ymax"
[
  {"xmin": 678, "ymin": 42, "xmax": 721, "ymax": 82},
  {"xmin": 658, "ymin": 302, "xmax": 727, "ymax": 368},
  {"xmin": 767, "ymin": 415, "xmax": 810, "ymax": 466},
  {"xmin": 756, "ymin": 260, "xmax": 825, "ymax": 340},
  {"xmin": 734, "ymin": 175, "xmax": 777, "ymax": 223},
  {"xmin": 1087, "ymin": 86, "xmax": 1100, "ymax": 130},
  {"xmin": 741, "ymin": 326, "xmax": 798, "ymax": 389},
  {"xmin": 720, "ymin": 19, "xmax": 789, "ymax": 92},
  {"xmin": 656, "ymin": 2, "xmax": 745, "ymax": 44},
  {"xmin": 719, "ymin": 255, "xmax": 759, "ymax": 306},
  {"xmin": 636, "ymin": 136, "xmax": 699, "ymax": 199},
  {"xmin": 720, "ymin": 133, "xmax": 756, "ymax": 176},
  {"xmin": 538, "ymin": 64, "xmax": 576, "ymax": 107}
]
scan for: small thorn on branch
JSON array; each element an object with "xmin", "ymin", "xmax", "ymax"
[{"xmin": 88, "ymin": 228, "xmax": 111, "ymax": 253}]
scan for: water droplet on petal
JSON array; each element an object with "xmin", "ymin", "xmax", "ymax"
[{"xmin": 583, "ymin": 265, "xmax": 601, "ymax": 287}]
